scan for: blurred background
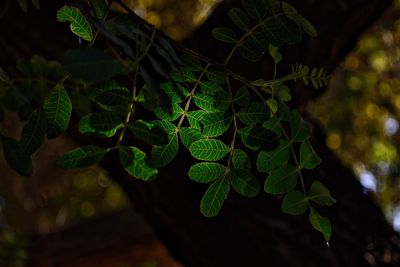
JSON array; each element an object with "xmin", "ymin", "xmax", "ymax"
[{"xmin": 2, "ymin": 0, "xmax": 400, "ymax": 266}]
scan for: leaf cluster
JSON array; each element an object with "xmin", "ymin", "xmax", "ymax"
[{"xmin": 0, "ymin": 0, "xmax": 334, "ymax": 243}]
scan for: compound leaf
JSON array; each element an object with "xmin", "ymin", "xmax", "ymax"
[
  {"xmin": 201, "ymin": 112, "xmax": 232, "ymax": 137},
  {"xmin": 230, "ymin": 169, "xmax": 260, "ymax": 197},
  {"xmin": 212, "ymin": 27, "xmax": 237, "ymax": 44},
  {"xmin": 236, "ymin": 102, "xmax": 269, "ymax": 125}
]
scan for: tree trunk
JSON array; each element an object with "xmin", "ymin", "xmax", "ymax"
[{"xmin": 1, "ymin": 1, "xmax": 400, "ymax": 266}]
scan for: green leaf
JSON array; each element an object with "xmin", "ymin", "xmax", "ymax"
[
  {"xmin": 238, "ymin": 126, "xmax": 278, "ymax": 151},
  {"xmin": 170, "ymin": 69, "xmax": 197, "ymax": 83},
  {"xmin": 56, "ymin": 6, "xmax": 93, "ymax": 41},
  {"xmin": 309, "ymin": 208, "xmax": 332, "ymax": 242},
  {"xmin": 63, "ymin": 48, "xmax": 121, "ymax": 81},
  {"xmin": 300, "ymin": 140, "xmax": 321, "ymax": 169},
  {"xmin": 180, "ymin": 53, "xmax": 203, "ymax": 72},
  {"xmin": 232, "ymin": 149, "xmax": 251, "ymax": 170},
  {"xmin": 263, "ymin": 116, "xmax": 282, "ymax": 136},
  {"xmin": 269, "ymin": 45, "xmax": 282, "ymax": 64},
  {"xmin": 189, "ymin": 139, "xmax": 230, "ymax": 161},
  {"xmin": 236, "ymin": 102, "xmax": 269, "ymax": 125},
  {"xmin": 238, "ymin": 35, "xmax": 265, "ymax": 62},
  {"xmin": 161, "ymin": 82, "xmax": 189, "ymax": 103},
  {"xmin": 189, "ymin": 162, "xmax": 227, "ymax": 183},
  {"xmin": 90, "ymin": 0, "xmax": 108, "ymax": 19},
  {"xmin": 154, "ymin": 103, "xmax": 183, "ymax": 121},
  {"xmin": 88, "ymin": 80, "xmax": 130, "ymax": 108},
  {"xmin": 129, "ymin": 120, "xmax": 169, "ymax": 146},
  {"xmin": 214, "ymin": 90, "xmax": 232, "ymax": 112},
  {"xmin": 119, "ymin": 146, "xmax": 158, "ymax": 181},
  {"xmin": 79, "ymin": 112, "xmax": 123, "ymax": 137},
  {"xmin": 264, "ymin": 164, "xmax": 298, "ymax": 194},
  {"xmin": 261, "ymin": 15, "xmax": 301, "ymax": 46},
  {"xmin": 228, "ymin": 8, "xmax": 251, "ymax": 31},
  {"xmin": 1, "ymin": 135, "xmax": 32, "ymax": 176},
  {"xmin": 290, "ymin": 110, "xmax": 310, "ymax": 142},
  {"xmin": 201, "ymin": 112, "xmax": 232, "ymax": 137},
  {"xmin": 230, "ymin": 169, "xmax": 260, "ymax": 197},
  {"xmin": 193, "ymin": 93, "xmax": 218, "ymax": 112},
  {"xmin": 151, "ymin": 132, "xmax": 179, "ymax": 167},
  {"xmin": 242, "ymin": 0, "xmax": 269, "ymax": 21},
  {"xmin": 179, "ymin": 127, "xmax": 203, "ymax": 149},
  {"xmin": 206, "ymin": 70, "xmax": 226, "ymax": 84},
  {"xmin": 43, "ymin": 84, "xmax": 72, "ymax": 138},
  {"xmin": 257, "ymin": 139, "xmax": 290, "ymax": 173},
  {"xmin": 186, "ymin": 110, "xmax": 206, "ymax": 130},
  {"xmin": 153, "ymin": 120, "xmax": 177, "ymax": 134},
  {"xmin": 56, "ymin": 146, "xmax": 107, "ymax": 169},
  {"xmin": 233, "ymin": 87, "xmax": 251, "ymax": 107},
  {"xmin": 275, "ymin": 83, "xmax": 292, "ymax": 102},
  {"xmin": 20, "ymin": 111, "xmax": 46, "ymax": 155},
  {"xmin": 308, "ymin": 181, "xmax": 336, "ymax": 206},
  {"xmin": 212, "ymin": 27, "xmax": 237, "ymax": 44},
  {"xmin": 200, "ymin": 176, "xmax": 230, "ymax": 217},
  {"xmin": 281, "ymin": 191, "xmax": 308, "ymax": 215},
  {"xmin": 282, "ymin": 2, "xmax": 317, "ymax": 37},
  {"xmin": 200, "ymin": 81, "xmax": 222, "ymax": 95},
  {"xmin": 266, "ymin": 98, "xmax": 278, "ymax": 114}
]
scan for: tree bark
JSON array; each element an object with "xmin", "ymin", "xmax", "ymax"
[{"xmin": 1, "ymin": 1, "xmax": 400, "ymax": 266}]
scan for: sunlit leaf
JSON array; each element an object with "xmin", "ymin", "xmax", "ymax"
[
  {"xmin": 308, "ymin": 181, "xmax": 336, "ymax": 206},
  {"xmin": 189, "ymin": 139, "xmax": 230, "ymax": 161},
  {"xmin": 43, "ymin": 84, "xmax": 72, "ymax": 138},
  {"xmin": 56, "ymin": 145, "xmax": 107, "ymax": 169},
  {"xmin": 179, "ymin": 127, "xmax": 204, "ymax": 149},
  {"xmin": 186, "ymin": 110, "xmax": 206, "ymax": 130},
  {"xmin": 193, "ymin": 93, "xmax": 218, "ymax": 112},
  {"xmin": 201, "ymin": 112, "xmax": 232, "ymax": 137},
  {"xmin": 300, "ymin": 140, "xmax": 321, "ymax": 169},
  {"xmin": 264, "ymin": 164, "xmax": 298, "ymax": 194},
  {"xmin": 119, "ymin": 146, "xmax": 158, "ymax": 181},
  {"xmin": 200, "ymin": 176, "xmax": 230, "ymax": 217},
  {"xmin": 189, "ymin": 162, "xmax": 227, "ymax": 183},
  {"xmin": 281, "ymin": 190, "xmax": 308, "ymax": 215},
  {"xmin": 57, "ymin": 6, "xmax": 93, "ymax": 41}
]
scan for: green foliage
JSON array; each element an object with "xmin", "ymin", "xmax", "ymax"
[
  {"xmin": 0, "ymin": 0, "xmax": 334, "ymax": 243},
  {"xmin": 57, "ymin": 6, "xmax": 93, "ymax": 42},
  {"xmin": 43, "ymin": 84, "xmax": 72, "ymax": 138}
]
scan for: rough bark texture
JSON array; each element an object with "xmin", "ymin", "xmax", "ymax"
[{"xmin": 1, "ymin": 0, "xmax": 400, "ymax": 266}]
